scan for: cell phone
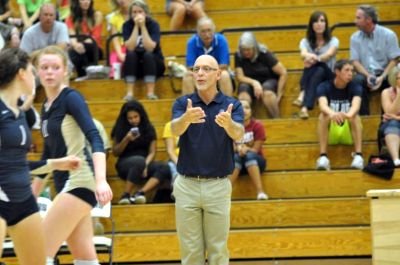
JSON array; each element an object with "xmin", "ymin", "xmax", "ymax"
[
  {"xmin": 130, "ymin": 127, "xmax": 140, "ymax": 137},
  {"xmin": 369, "ymin": 76, "xmax": 377, "ymax": 86}
]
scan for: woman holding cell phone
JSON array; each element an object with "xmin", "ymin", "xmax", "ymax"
[{"xmin": 111, "ymin": 100, "xmax": 171, "ymax": 204}]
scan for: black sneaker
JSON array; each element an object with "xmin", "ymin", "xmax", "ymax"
[
  {"xmin": 133, "ymin": 191, "xmax": 146, "ymax": 204},
  {"xmin": 118, "ymin": 192, "xmax": 131, "ymax": 205}
]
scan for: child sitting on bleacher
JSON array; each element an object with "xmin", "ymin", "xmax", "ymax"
[
  {"xmin": 316, "ymin": 59, "xmax": 364, "ymax": 170},
  {"xmin": 229, "ymin": 99, "xmax": 268, "ymax": 200},
  {"xmin": 379, "ymin": 66, "xmax": 400, "ymax": 167}
]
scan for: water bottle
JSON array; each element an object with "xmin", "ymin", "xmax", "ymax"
[{"xmin": 40, "ymin": 186, "xmax": 51, "ymax": 199}]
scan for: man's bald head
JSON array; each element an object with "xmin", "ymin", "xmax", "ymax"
[{"xmin": 194, "ymin": 55, "xmax": 219, "ymax": 69}]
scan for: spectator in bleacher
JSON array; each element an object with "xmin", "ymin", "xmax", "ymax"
[
  {"xmin": 108, "ymin": 0, "xmax": 133, "ymax": 79},
  {"xmin": 182, "ymin": 16, "xmax": 233, "ymax": 96},
  {"xmin": 1, "ymin": 0, "xmax": 22, "ymax": 26},
  {"xmin": 229, "ymin": 99, "xmax": 268, "ymax": 200},
  {"xmin": 379, "ymin": 66, "xmax": 400, "ymax": 166},
  {"xmin": 122, "ymin": 0, "xmax": 165, "ymax": 100},
  {"xmin": 0, "ymin": 22, "xmax": 20, "ymax": 48},
  {"xmin": 235, "ymin": 31, "xmax": 287, "ymax": 118},
  {"xmin": 295, "ymin": 11, "xmax": 338, "ymax": 119},
  {"xmin": 0, "ymin": 0, "xmax": 11, "ymax": 23},
  {"xmin": 31, "ymin": 45, "xmax": 113, "ymax": 265},
  {"xmin": 20, "ymin": 3, "xmax": 69, "ymax": 59},
  {"xmin": 111, "ymin": 100, "xmax": 171, "ymax": 204},
  {"xmin": 166, "ymin": 0, "xmax": 206, "ymax": 31},
  {"xmin": 18, "ymin": 0, "xmax": 49, "ymax": 31},
  {"xmin": 56, "ymin": 0, "xmax": 70, "ymax": 21},
  {"xmin": 171, "ymin": 55, "xmax": 244, "ymax": 265},
  {"xmin": 316, "ymin": 59, "xmax": 364, "ymax": 170},
  {"xmin": 66, "ymin": 0, "xmax": 104, "ymax": 78},
  {"xmin": 350, "ymin": 4, "xmax": 400, "ymax": 115},
  {"xmin": 0, "ymin": 0, "xmax": 22, "ymax": 48}
]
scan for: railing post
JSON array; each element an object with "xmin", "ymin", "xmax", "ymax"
[{"xmin": 367, "ymin": 189, "xmax": 400, "ymax": 265}]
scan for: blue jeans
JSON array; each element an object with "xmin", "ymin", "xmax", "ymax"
[{"xmin": 234, "ymin": 151, "xmax": 266, "ymax": 173}]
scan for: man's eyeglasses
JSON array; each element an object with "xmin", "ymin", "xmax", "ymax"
[{"xmin": 192, "ymin": 66, "xmax": 218, "ymax": 73}]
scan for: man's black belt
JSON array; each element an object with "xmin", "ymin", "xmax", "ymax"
[{"xmin": 182, "ymin": 175, "xmax": 228, "ymax": 180}]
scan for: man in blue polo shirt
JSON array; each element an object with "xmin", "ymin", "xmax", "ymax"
[
  {"xmin": 171, "ymin": 55, "xmax": 244, "ymax": 265},
  {"xmin": 182, "ymin": 17, "xmax": 234, "ymax": 96}
]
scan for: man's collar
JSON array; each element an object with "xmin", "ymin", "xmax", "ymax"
[
  {"xmin": 195, "ymin": 34, "xmax": 218, "ymax": 49},
  {"xmin": 192, "ymin": 91, "xmax": 223, "ymax": 104},
  {"xmin": 361, "ymin": 24, "xmax": 377, "ymax": 38}
]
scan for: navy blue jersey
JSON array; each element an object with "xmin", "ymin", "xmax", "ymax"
[
  {"xmin": 0, "ymin": 99, "xmax": 32, "ymax": 202},
  {"xmin": 317, "ymin": 80, "xmax": 362, "ymax": 113},
  {"xmin": 40, "ymin": 87, "xmax": 104, "ymax": 193}
]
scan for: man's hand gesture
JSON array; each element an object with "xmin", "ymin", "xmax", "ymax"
[
  {"xmin": 215, "ymin": 103, "xmax": 233, "ymax": 129},
  {"xmin": 183, "ymin": 99, "xmax": 206, "ymax": 124}
]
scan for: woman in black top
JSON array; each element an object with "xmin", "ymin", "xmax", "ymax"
[
  {"xmin": 112, "ymin": 100, "xmax": 171, "ymax": 204},
  {"xmin": 235, "ymin": 31, "xmax": 287, "ymax": 118},
  {"xmin": 122, "ymin": 0, "xmax": 165, "ymax": 100}
]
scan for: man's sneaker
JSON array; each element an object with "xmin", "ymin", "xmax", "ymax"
[
  {"xmin": 132, "ymin": 191, "xmax": 146, "ymax": 204},
  {"xmin": 257, "ymin": 192, "xmax": 268, "ymax": 200},
  {"xmin": 351, "ymin": 154, "xmax": 364, "ymax": 169},
  {"xmin": 316, "ymin": 156, "xmax": 330, "ymax": 170},
  {"xmin": 118, "ymin": 193, "xmax": 131, "ymax": 205}
]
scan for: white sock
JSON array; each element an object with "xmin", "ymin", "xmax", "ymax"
[
  {"xmin": 46, "ymin": 257, "xmax": 54, "ymax": 265},
  {"xmin": 73, "ymin": 260, "xmax": 100, "ymax": 265}
]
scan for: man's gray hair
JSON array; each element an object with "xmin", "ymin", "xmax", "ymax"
[
  {"xmin": 358, "ymin": 5, "xmax": 378, "ymax": 24},
  {"xmin": 197, "ymin": 17, "xmax": 216, "ymax": 32}
]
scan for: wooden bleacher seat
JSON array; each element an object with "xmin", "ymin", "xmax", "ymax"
[
  {"xmin": 90, "ymin": 1, "xmax": 398, "ymax": 31},
  {"xmin": 30, "ymin": 115, "xmax": 381, "ymax": 153},
  {"xmin": 33, "ymin": 91, "xmax": 382, "ymax": 123}
]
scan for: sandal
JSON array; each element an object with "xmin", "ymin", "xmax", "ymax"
[
  {"xmin": 292, "ymin": 98, "xmax": 302, "ymax": 107},
  {"xmin": 299, "ymin": 110, "xmax": 309, "ymax": 120}
]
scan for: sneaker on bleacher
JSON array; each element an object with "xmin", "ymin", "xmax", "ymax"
[
  {"xmin": 257, "ymin": 192, "xmax": 268, "ymax": 200},
  {"xmin": 316, "ymin": 156, "xmax": 330, "ymax": 170},
  {"xmin": 132, "ymin": 191, "xmax": 146, "ymax": 204},
  {"xmin": 118, "ymin": 192, "xmax": 131, "ymax": 205},
  {"xmin": 351, "ymin": 154, "xmax": 364, "ymax": 169}
]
